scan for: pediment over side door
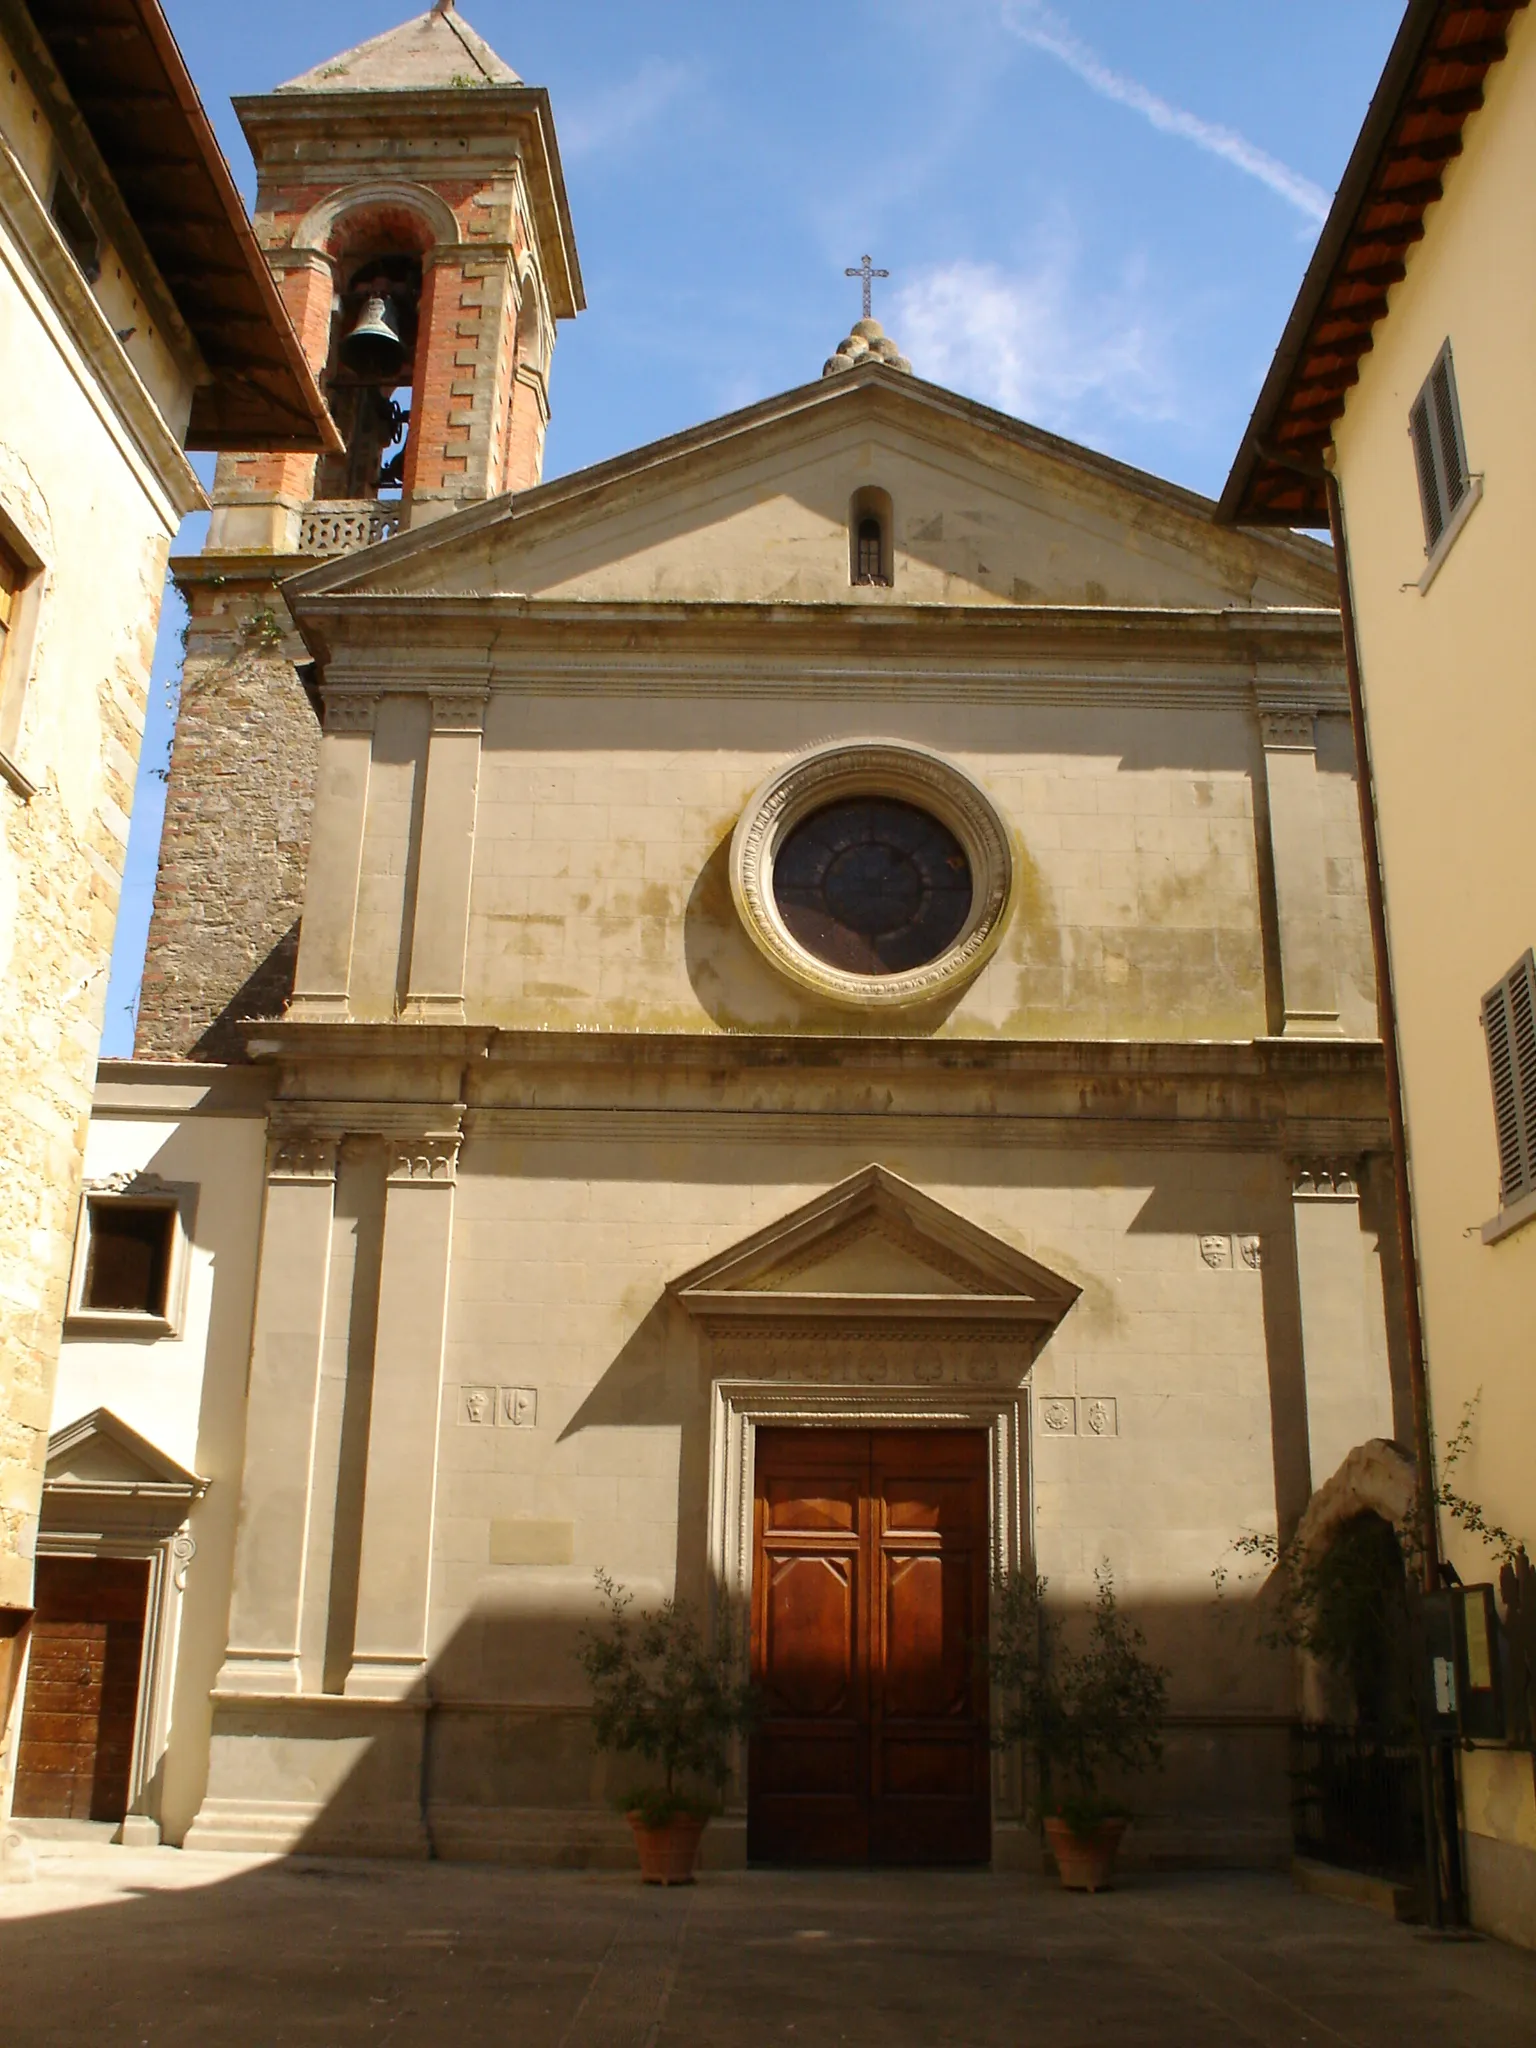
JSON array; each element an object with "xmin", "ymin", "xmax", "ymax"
[
  {"xmin": 668, "ymin": 1165, "xmax": 1080, "ymax": 1337},
  {"xmin": 42, "ymin": 1408, "xmax": 207, "ymax": 1540}
]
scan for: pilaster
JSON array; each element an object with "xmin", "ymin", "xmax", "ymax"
[
  {"xmin": 344, "ymin": 1119, "xmax": 464, "ymax": 1700},
  {"xmin": 1259, "ymin": 702, "xmax": 1342, "ymax": 1036},
  {"xmin": 1289, "ymin": 1157, "xmax": 1395, "ymax": 1495},
  {"xmin": 288, "ymin": 692, "xmax": 377, "ymax": 1022},
  {"xmin": 215, "ymin": 1128, "xmax": 340, "ymax": 1695},
  {"xmin": 401, "ymin": 692, "xmax": 487, "ymax": 1023}
]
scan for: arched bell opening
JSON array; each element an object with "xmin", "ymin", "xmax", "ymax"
[{"xmin": 315, "ymin": 250, "xmax": 425, "ymax": 503}]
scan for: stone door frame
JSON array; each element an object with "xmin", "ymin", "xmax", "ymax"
[
  {"xmin": 706, "ymin": 1374, "xmax": 1033, "ymax": 1826},
  {"xmin": 27, "ymin": 1529, "xmax": 192, "ymax": 1832}
]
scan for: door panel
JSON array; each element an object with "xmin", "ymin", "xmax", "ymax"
[
  {"xmin": 749, "ymin": 1431, "xmax": 869, "ymax": 1864},
  {"xmin": 882, "ymin": 1553, "xmax": 973, "ymax": 1718},
  {"xmin": 763, "ymin": 1556, "xmax": 855, "ymax": 1717},
  {"xmin": 13, "ymin": 1558, "xmax": 150, "ymax": 1823},
  {"xmin": 763, "ymin": 1476, "xmax": 858, "ymax": 1534},
  {"xmin": 870, "ymin": 1432, "xmax": 990, "ymax": 1866},
  {"xmin": 750, "ymin": 1427, "xmax": 989, "ymax": 1867}
]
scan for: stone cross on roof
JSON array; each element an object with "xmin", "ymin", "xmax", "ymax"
[{"xmin": 844, "ymin": 255, "xmax": 889, "ymax": 322}]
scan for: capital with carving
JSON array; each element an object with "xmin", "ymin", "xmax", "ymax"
[
  {"xmin": 1259, "ymin": 707, "xmax": 1316, "ymax": 752},
  {"xmin": 322, "ymin": 691, "xmax": 379, "ymax": 735},
  {"xmin": 1290, "ymin": 1159, "xmax": 1360, "ymax": 1200},
  {"xmin": 430, "ymin": 689, "xmax": 489, "ymax": 734},
  {"xmin": 267, "ymin": 1130, "xmax": 341, "ymax": 1183},
  {"xmin": 386, "ymin": 1129, "xmax": 464, "ymax": 1185}
]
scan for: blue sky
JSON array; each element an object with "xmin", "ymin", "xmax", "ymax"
[{"xmin": 102, "ymin": 0, "xmax": 1403, "ymax": 1054}]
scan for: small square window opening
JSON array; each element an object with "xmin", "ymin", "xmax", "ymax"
[{"xmin": 82, "ymin": 1201, "xmax": 175, "ymax": 1317}]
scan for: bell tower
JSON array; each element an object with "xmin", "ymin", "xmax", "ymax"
[
  {"xmin": 210, "ymin": 0, "xmax": 582, "ymax": 548},
  {"xmin": 135, "ymin": 5, "xmax": 583, "ymax": 1058}
]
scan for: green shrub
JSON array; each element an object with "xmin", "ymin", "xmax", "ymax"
[
  {"xmin": 577, "ymin": 1571, "xmax": 758, "ymax": 1822},
  {"xmin": 989, "ymin": 1563, "xmax": 1168, "ymax": 1837}
]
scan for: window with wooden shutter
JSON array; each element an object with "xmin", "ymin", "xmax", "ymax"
[
  {"xmin": 1482, "ymin": 950, "xmax": 1536, "ymax": 1208},
  {"xmin": 0, "ymin": 531, "xmax": 32, "ymax": 762},
  {"xmin": 1409, "ymin": 341, "xmax": 1471, "ymax": 553},
  {"xmin": 0, "ymin": 539, "xmax": 19, "ymax": 670}
]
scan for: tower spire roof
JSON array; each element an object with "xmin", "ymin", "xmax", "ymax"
[{"xmin": 276, "ymin": 6, "xmax": 520, "ymax": 94}]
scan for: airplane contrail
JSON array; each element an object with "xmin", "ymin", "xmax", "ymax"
[{"xmin": 1003, "ymin": 3, "xmax": 1332, "ymax": 223}]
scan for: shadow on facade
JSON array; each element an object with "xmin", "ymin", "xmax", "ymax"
[
  {"xmin": 221, "ymin": 1583, "xmax": 1299, "ymax": 1873},
  {"xmin": 189, "ymin": 920, "xmax": 302, "ymax": 1062},
  {"xmin": 0, "ymin": 1586, "xmax": 1324, "ymax": 2048}
]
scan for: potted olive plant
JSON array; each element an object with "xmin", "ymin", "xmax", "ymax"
[
  {"xmin": 577, "ymin": 1571, "xmax": 757, "ymax": 1885},
  {"xmin": 990, "ymin": 1562, "xmax": 1168, "ymax": 1891}
]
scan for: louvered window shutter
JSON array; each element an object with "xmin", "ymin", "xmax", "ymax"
[
  {"xmin": 1410, "ymin": 392, "xmax": 1444, "ymax": 547},
  {"xmin": 1410, "ymin": 342, "xmax": 1471, "ymax": 554},
  {"xmin": 1482, "ymin": 950, "xmax": 1536, "ymax": 1206}
]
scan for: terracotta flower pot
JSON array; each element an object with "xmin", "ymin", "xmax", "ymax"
[
  {"xmin": 627, "ymin": 1811, "xmax": 708, "ymax": 1885},
  {"xmin": 1043, "ymin": 1815, "xmax": 1128, "ymax": 1892}
]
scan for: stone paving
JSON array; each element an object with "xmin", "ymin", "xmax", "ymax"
[{"xmin": 1, "ymin": 1840, "xmax": 1534, "ymax": 2046}]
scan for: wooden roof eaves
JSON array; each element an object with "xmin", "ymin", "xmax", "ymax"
[
  {"xmin": 27, "ymin": 0, "xmax": 340, "ymax": 454},
  {"xmin": 1219, "ymin": 0, "xmax": 1528, "ymax": 529}
]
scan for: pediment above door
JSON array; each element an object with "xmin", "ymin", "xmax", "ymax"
[
  {"xmin": 668, "ymin": 1165, "xmax": 1080, "ymax": 1335},
  {"xmin": 42, "ymin": 1407, "xmax": 207, "ymax": 1539}
]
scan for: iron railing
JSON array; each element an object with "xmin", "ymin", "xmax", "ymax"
[{"xmin": 1291, "ymin": 1725, "xmax": 1425, "ymax": 1883}]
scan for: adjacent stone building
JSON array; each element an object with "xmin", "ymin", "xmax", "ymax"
[
  {"xmin": 0, "ymin": 0, "xmax": 332, "ymax": 1821},
  {"xmin": 28, "ymin": 7, "xmax": 1417, "ymax": 1869}
]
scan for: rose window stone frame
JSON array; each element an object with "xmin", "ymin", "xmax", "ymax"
[{"xmin": 728, "ymin": 738, "xmax": 1015, "ymax": 1009}]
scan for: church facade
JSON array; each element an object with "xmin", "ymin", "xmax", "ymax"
[{"xmin": 31, "ymin": 8, "xmax": 1412, "ymax": 1868}]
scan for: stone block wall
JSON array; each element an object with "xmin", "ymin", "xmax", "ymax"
[
  {"xmin": 0, "ymin": 526, "xmax": 167, "ymax": 1610},
  {"xmin": 135, "ymin": 577, "xmax": 320, "ymax": 1062}
]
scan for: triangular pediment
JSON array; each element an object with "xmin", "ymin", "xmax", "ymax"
[
  {"xmin": 287, "ymin": 368, "xmax": 1335, "ymax": 618},
  {"xmin": 670, "ymin": 1166, "xmax": 1080, "ymax": 1328},
  {"xmin": 45, "ymin": 1408, "xmax": 205, "ymax": 1495}
]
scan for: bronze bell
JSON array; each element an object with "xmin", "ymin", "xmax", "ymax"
[{"xmin": 340, "ymin": 293, "xmax": 406, "ymax": 378}]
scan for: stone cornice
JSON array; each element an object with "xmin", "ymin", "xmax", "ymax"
[
  {"xmin": 283, "ymin": 597, "xmax": 1347, "ymax": 709},
  {"xmin": 176, "ymin": 591, "xmax": 1347, "ymax": 699},
  {"xmin": 242, "ymin": 1025, "xmax": 1391, "ymax": 1156}
]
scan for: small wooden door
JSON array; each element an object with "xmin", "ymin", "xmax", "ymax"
[
  {"xmin": 13, "ymin": 1558, "xmax": 150, "ymax": 1822},
  {"xmin": 749, "ymin": 1428, "xmax": 990, "ymax": 1866}
]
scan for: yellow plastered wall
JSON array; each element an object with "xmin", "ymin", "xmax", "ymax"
[{"xmin": 1330, "ymin": 11, "xmax": 1536, "ymax": 1584}]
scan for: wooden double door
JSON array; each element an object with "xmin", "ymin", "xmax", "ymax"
[{"xmin": 749, "ymin": 1428, "xmax": 991, "ymax": 1866}]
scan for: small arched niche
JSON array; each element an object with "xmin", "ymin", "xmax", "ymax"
[{"xmin": 849, "ymin": 486, "xmax": 894, "ymax": 588}]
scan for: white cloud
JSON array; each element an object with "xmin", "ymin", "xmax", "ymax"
[
  {"xmin": 894, "ymin": 241, "xmax": 1181, "ymax": 436},
  {"xmin": 561, "ymin": 57, "xmax": 700, "ymax": 161},
  {"xmin": 1002, "ymin": 2, "xmax": 1331, "ymax": 223}
]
